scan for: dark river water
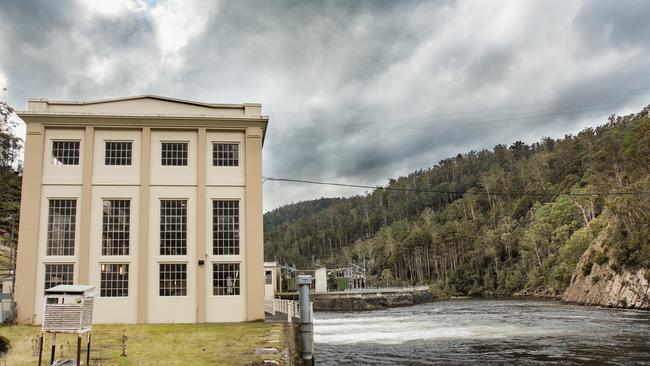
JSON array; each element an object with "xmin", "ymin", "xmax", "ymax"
[{"xmin": 313, "ymin": 298, "xmax": 650, "ymax": 365}]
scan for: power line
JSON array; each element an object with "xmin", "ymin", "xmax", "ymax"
[{"xmin": 263, "ymin": 177, "xmax": 650, "ymax": 197}]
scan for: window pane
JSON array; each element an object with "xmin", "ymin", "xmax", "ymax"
[
  {"xmin": 105, "ymin": 141, "xmax": 133, "ymax": 166},
  {"xmin": 160, "ymin": 200, "xmax": 187, "ymax": 255},
  {"xmin": 52, "ymin": 141, "xmax": 80, "ymax": 165},
  {"xmin": 102, "ymin": 200, "xmax": 130, "ymax": 256},
  {"xmin": 44, "ymin": 264, "xmax": 74, "ymax": 292},
  {"xmin": 212, "ymin": 143, "xmax": 239, "ymax": 167},
  {"xmin": 47, "ymin": 199, "xmax": 76, "ymax": 256},
  {"xmin": 100, "ymin": 263, "xmax": 129, "ymax": 297},
  {"xmin": 213, "ymin": 263, "xmax": 240, "ymax": 296},
  {"xmin": 213, "ymin": 200, "xmax": 239, "ymax": 255},
  {"xmin": 159, "ymin": 263, "xmax": 187, "ymax": 296},
  {"xmin": 161, "ymin": 142, "xmax": 188, "ymax": 166}
]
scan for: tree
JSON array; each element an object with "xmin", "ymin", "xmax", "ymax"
[
  {"xmin": 0, "ymin": 100, "xmax": 21, "ymax": 269},
  {"xmin": 380, "ymin": 269, "xmax": 394, "ymax": 287}
]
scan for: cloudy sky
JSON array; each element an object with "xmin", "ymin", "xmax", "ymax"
[{"xmin": 1, "ymin": 0, "xmax": 650, "ymax": 211}]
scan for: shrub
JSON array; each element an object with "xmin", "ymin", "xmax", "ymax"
[
  {"xmin": 594, "ymin": 253, "xmax": 609, "ymax": 265},
  {"xmin": 582, "ymin": 261, "xmax": 593, "ymax": 277},
  {"xmin": 429, "ymin": 280, "xmax": 450, "ymax": 299},
  {"xmin": 592, "ymin": 275, "xmax": 601, "ymax": 284}
]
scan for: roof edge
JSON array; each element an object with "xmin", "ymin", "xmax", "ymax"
[{"xmin": 27, "ymin": 95, "xmax": 261, "ymax": 109}]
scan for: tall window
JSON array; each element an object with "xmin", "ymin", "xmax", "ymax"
[
  {"xmin": 161, "ymin": 142, "xmax": 188, "ymax": 166},
  {"xmin": 265, "ymin": 271, "xmax": 273, "ymax": 285},
  {"xmin": 212, "ymin": 143, "xmax": 239, "ymax": 166},
  {"xmin": 102, "ymin": 200, "xmax": 130, "ymax": 256},
  {"xmin": 105, "ymin": 141, "xmax": 132, "ymax": 166},
  {"xmin": 159, "ymin": 263, "xmax": 187, "ymax": 296},
  {"xmin": 44, "ymin": 264, "xmax": 74, "ymax": 291},
  {"xmin": 160, "ymin": 200, "xmax": 187, "ymax": 255},
  {"xmin": 213, "ymin": 200, "xmax": 239, "ymax": 255},
  {"xmin": 213, "ymin": 263, "xmax": 240, "ymax": 296},
  {"xmin": 51, "ymin": 141, "xmax": 80, "ymax": 165},
  {"xmin": 47, "ymin": 199, "xmax": 77, "ymax": 256},
  {"xmin": 100, "ymin": 263, "xmax": 129, "ymax": 297}
]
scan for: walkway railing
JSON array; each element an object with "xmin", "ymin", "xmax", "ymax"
[
  {"xmin": 265, "ymin": 298, "xmax": 312, "ymax": 323},
  {"xmin": 326, "ymin": 285, "xmax": 430, "ymax": 294}
]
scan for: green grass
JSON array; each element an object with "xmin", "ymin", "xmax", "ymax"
[{"xmin": 0, "ymin": 322, "xmax": 286, "ymax": 365}]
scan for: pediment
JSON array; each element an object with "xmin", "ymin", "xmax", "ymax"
[{"xmin": 30, "ymin": 95, "xmax": 254, "ymax": 118}]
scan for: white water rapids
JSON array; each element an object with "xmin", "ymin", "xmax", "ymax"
[{"xmin": 313, "ymin": 298, "xmax": 650, "ymax": 365}]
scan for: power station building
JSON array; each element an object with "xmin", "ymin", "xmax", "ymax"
[{"xmin": 14, "ymin": 95, "xmax": 268, "ymax": 324}]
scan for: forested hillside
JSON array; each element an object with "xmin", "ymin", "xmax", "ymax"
[{"xmin": 264, "ymin": 105, "xmax": 650, "ymax": 297}]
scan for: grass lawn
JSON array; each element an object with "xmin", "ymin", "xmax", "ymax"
[{"xmin": 0, "ymin": 322, "xmax": 286, "ymax": 365}]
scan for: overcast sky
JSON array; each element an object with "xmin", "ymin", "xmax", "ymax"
[{"xmin": 1, "ymin": 0, "xmax": 650, "ymax": 211}]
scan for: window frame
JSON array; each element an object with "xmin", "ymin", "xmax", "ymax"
[
  {"xmin": 102, "ymin": 199, "xmax": 131, "ymax": 256},
  {"xmin": 212, "ymin": 199, "xmax": 240, "ymax": 256},
  {"xmin": 99, "ymin": 263, "xmax": 129, "ymax": 298},
  {"xmin": 212, "ymin": 262, "xmax": 241, "ymax": 296},
  {"xmin": 104, "ymin": 140, "xmax": 133, "ymax": 166},
  {"xmin": 265, "ymin": 270, "xmax": 273, "ymax": 285},
  {"xmin": 160, "ymin": 141, "xmax": 189, "ymax": 167},
  {"xmin": 46, "ymin": 199, "xmax": 77, "ymax": 256},
  {"xmin": 159, "ymin": 199, "xmax": 188, "ymax": 256},
  {"xmin": 212, "ymin": 142, "xmax": 240, "ymax": 167},
  {"xmin": 51, "ymin": 140, "xmax": 81, "ymax": 166},
  {"xmin": 159, "ymin": 262, "xmax": 188, "ymax": 297},
  {"xmin": 44, "ymin": 263, "xmax": 74, "ymax": 292}
]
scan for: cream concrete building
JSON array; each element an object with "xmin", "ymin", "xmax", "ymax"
[{"xmin": 14, "ymin": 95, "xmax": 268, "ymax": 324}]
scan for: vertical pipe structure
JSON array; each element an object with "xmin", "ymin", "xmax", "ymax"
[
  {"xmin": 37, "ymin": 333, "xmax": 43, "ymax": 366},
  {"xmin": 86, "ymin": 333, "xmax": 92, "ymax": 365},
  {"xmin": 50, "ymin": 333, "xmax": 56, "ymax": 365},
  {"xmin": 76, "ymin": 335, "xmax": 81, "ymax": 366},
  {"xmin": 297, "ymin": 275, "xmax": 314, "ymax": 365}
]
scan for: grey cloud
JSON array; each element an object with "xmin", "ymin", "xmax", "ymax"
[
  {"xmin": 0, "ymin": 0, "xmax": 159, "ymax": 106},
  {"xmin": 1, "ymin": 0, "xmax": 649, "ymax": 210},
  {"xmin": 574, "ymin": 0, "xmax": 650, "ymax": 50}
]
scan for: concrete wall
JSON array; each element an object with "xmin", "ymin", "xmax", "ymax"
[{"xmin": 315, "ymin": 268, "xmax": 327, "ymax": 293}]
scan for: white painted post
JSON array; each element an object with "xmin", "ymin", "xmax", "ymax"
[{"xmin": 288, "ymin": 303, "xmax": 293, "ymax": 323}]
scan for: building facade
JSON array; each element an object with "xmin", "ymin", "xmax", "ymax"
[{"xmin": 14, "ymin": 95, "xmax": 268, "ymax": 324}]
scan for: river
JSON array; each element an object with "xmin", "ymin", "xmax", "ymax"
[{"xmin": 313, "ymin": 298, "xmax": 650, "ymax": 365}]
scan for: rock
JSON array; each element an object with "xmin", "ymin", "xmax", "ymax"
[
  {"xmin": 514, "ymin": 286, "xmax": 560, "ymax": 298},
  {"xmin": 254, "ymin": 347, "xmax": 279, "ymax": 355},
  {"xmin": 247, "ymin": 360, "xmax": 280, "ymax": 366},
  {"xmin": 562, "ymin": 219, "xmax": 650, "ymax": 310}
]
